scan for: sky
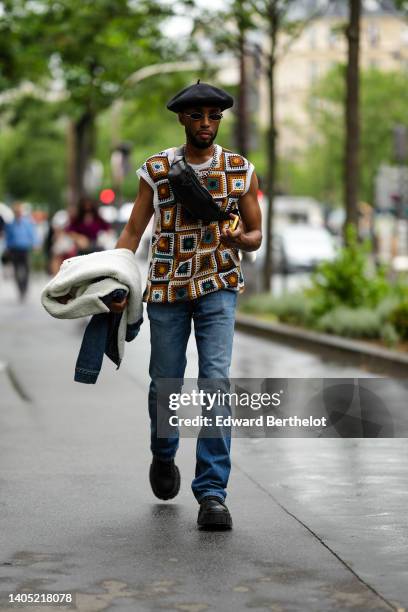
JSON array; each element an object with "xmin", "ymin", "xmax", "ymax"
[
  {"xmin": 161, "ymin": 0, "xmax": 402, "ymax": 39},
  {"xmin": 161, "ymin": 0, "xmax": 226, "ymax": 38}
]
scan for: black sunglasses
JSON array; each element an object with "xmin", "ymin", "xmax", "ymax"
[{"xmin": 184, "ymin": 111, "xmax": 223, "ymax": 121}]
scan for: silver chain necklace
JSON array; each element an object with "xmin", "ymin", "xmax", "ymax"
[{"xmin": 184, "ymin": 145, "xmax": 218, "ymax": 186}]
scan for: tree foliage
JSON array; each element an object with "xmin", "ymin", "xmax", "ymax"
[
  {"xmin": 1, "ymin": 0, "xmax": 174, "ymax": 115},
  {"xmin": 0, "ymin": 0, "xmax": 181, "ymax": 205},
  {"xmin": 0, "ymin": 99, "xmax": 66, "ymax": 208},
  {"xmin": 282, "ymin": 65, "xmax": 408, "ymax": 206}
]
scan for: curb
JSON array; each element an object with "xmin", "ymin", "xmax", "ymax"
[{"xmin": 235, "ymin": 312, "xmax": 408, "ymax": 377}]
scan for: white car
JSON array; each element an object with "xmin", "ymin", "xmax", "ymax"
[
  {"xmin": 250, "ymin": 223, "xmax": 336, "ymax": 273},
  {"xmin": 276, "ymin": 224, "xmax": 336, "ymax": 272}
]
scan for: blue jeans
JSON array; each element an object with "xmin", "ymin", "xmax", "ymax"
[{"xmin": 147, "ymin": 289, "xmax": 237, "ymax": 503}]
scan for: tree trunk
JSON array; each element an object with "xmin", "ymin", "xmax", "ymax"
[
  {"xmin": 344, "ymin": 0, "xmax": 361, "ymax": 242},
  {"xmin": 237, "ymin": 26, "xmax": 250, "ymax": 157},
  {"xmin": 67, "ymin": 111, "xmax": 95, "ymax": 208},
  {"xmin": 262, "ymin": 3, "xmax": 278, "ymax": 292}
]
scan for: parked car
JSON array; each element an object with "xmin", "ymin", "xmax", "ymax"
[
  {"xmin": 272, "ymin": 195, "xmax": 325, "ymax": 227},
  {"xmin": 250, "ymin": 223, "xmax": 336, "ymax": 274},
  {"xmin": 276, "ymin": 224, "xmax": 336, "ymax": 272}
]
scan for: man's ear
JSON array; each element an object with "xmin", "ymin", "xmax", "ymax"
[{"xmin": 178, "ymin": 112, "xmax": 185, "ymax": 126}]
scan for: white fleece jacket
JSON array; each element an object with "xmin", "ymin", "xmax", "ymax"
[{"xmin": 41, "ymin": 248, "xmax": 143, "ymax": 361}]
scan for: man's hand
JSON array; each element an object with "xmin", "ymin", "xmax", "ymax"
[
  {"xmin": 55, "ymin": 293, "xmax": 129, "ymax": 313},
  {"xmin": 56, "ymin": 293, "xmax": 72, "ymax": 304},
  {"xmin": 219, "ymin": 172, "xmax": 262, "ymax": 252},
  {"xmin": 108, "ymin": 297, "xmax": 129, "ymax": 314},
  {"xmin": 220, "ymin": 214, "xmax": 246, "ymax": 249}
]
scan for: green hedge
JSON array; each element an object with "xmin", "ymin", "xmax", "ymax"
[
  {"xmin": 240, "ymin": 291, "xmax": 315, "ymax": 326},
  {"xmin": 239, "ymin": 225, "xmax": 407, "ymax": 348},
  {"xmin": 389, "ymin": 301, "xmax": 408, "ymax": 340},
  {"xmin": 239, "ymin": 293, "xmax": 404, "ymax": 347},
  {"xmin": 315, "ymin": 307, "xmax": 381, "ymax": 338}
]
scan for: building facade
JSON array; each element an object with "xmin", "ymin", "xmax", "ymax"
[{"xmin": 253, "ymin": 4, "xmax": 408, "ymax": 155}]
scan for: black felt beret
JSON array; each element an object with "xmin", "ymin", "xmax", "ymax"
[{"xmin": 166, "ymin": 80, "xmax": 234, "ymax": 112}]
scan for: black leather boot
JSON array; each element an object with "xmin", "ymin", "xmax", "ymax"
[
  {"xmin": 149, "ymin": 456, "xmax": 180, "ymax": 500},
  {"xmin": 197, "ymin": 496, "xmax": 232, "ymax": 529}
]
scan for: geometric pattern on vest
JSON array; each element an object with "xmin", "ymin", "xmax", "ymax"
[{"xmin": 140, "ymin": 147, "xmax": 250, "ymax": 303}]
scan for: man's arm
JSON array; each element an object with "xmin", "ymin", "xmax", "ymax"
[
  {"xmin": 220, "ymin": 171, "xmax": 262, "ymax": 252},
  {"xmin": 116, "ymin": 177, "xmax": 155, "ymax": 252},
  {"xmin": 107, "ymin": 177, "xmax": 154, "ymax": 313}
]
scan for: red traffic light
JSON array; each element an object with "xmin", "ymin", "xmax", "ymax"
[{"xmin": 100, "ymin": 189, "xmax": 115, "ymax": 205}]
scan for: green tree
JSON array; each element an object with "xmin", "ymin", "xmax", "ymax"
[
  {"xmin": 1, "ymin": 0, "xmax": 173, "ymax": 206},
  {"xmin": 0, "ymin": 1, "xmax": 49, "ymax": 92},
  {"xmin": 344, "ymin": 0, "xmax": 362, "ymax": 241},
  {"xmin": 246, "ymin": 1, "xmax": 331, "ymax": 291},
  {"xmin": 192, "ymin": 0, "xmax": 256, "ymax": 158},
  {"xmin": 192, "ymin": 0, "xmax": 328, "ymax": 291},
  {"xmin": 0, "ymin": 98, "xmax": 66, "ymax": 210},
  {"xmin": 282, "ymin": 66, "xmax": 408, "ymax": 208},
  {"xmin": 394, "ymin": 0, "xmax": 408, "ymax": 11}
]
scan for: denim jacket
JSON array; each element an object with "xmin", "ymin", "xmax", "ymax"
[
  {"xmin": 74, "ymin": 288, "xmax": 143, "ymax": 384},
  {"xmin": 41, "ymin": 248, "xmax": 144, "ymax": 384}
]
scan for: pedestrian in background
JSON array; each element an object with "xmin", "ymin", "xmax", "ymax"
[
  {"xmin": 44, "ymin": 209, "xmax": 77, "ymax": 276},
  {"xmin": 4, "ymin": 202, "xmax": 39, "ymax": 301},
  {"xmin": 66, "ymin": 196, "xmax": 112, "ymax": 256}
]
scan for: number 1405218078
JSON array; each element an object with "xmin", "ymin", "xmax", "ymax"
[{"xmin": 8, "ymin": 592, "xmax": 74, "ymax": 604}]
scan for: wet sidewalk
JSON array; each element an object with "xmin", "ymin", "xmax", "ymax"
[{"xmin": 0, "ymin": 274, "xmax": 407, "ymax": 611}]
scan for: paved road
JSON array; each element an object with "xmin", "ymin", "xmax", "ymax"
[{"xmin": 0, "ymin": 271, "xmax": 407, "ymax": 611}]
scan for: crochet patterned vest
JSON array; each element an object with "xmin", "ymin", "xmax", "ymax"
[{"xmin": 140, "ymin": 145, "xmax": 253, "ymax": 303}]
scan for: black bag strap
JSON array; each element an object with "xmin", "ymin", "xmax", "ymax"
[{"xmin": 168, "ymin": 146, "xmax": 238, "ymax": 223}]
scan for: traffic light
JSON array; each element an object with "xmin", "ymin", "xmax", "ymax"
[{"xmin": 99, "ymin": 189, "xmax": 116, "ymax": 205}]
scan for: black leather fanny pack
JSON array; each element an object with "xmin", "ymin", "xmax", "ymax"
[{"xmin": 167, "ymin": 146, "xmax": 235, "ymax": 224}]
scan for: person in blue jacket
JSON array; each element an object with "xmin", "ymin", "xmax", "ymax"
[{"xmin": 5, "ymin": 202, "xmax": 39, "ymax": 301}]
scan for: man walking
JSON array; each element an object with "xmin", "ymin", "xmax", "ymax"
[
  {"xmin": 114, "ymin": 81, "xmax": 262, "ymax": 528},
  {"xmin": 5, "ymin": 202, "xmax": 38, "ymax": 301}
]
